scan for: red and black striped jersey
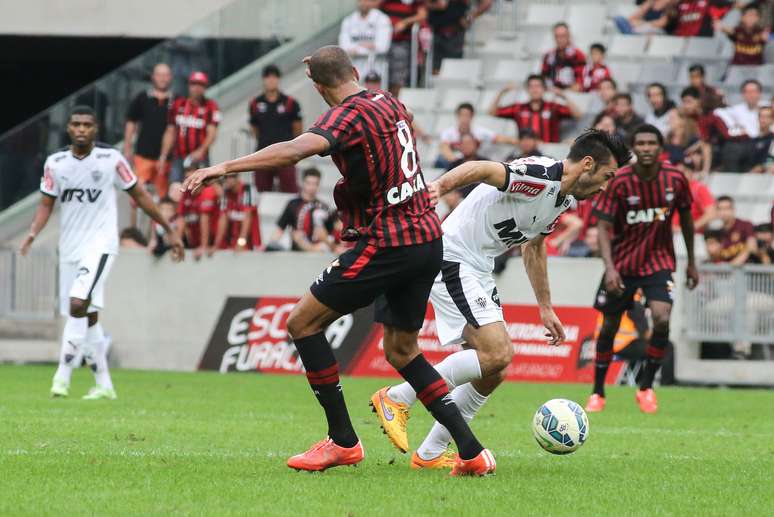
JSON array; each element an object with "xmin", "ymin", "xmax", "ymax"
[
  {"xmin": 380, "ymin": 0, "xmax": 425, "ymax": 42},
  {"xmin": 167, "ymin": 97, "xmax": 221, "ymax": 159},
  {"xmin": 495, "ymin": 101, "xmax": 572, "ymax": 143},
  {"xmin": 308, "ymin": 89, "xmax": 442, "ymax": 248},
  {"xmin": 541, "ymin": 46, "xmax": 586, "ymax": 90},
  {"xmin": 593, "ymin": 164, "xmax": 692, "ymax": 277},
  {"xmin": 219, "ymin": 183, "xmax": 261, "ymax": 249}
]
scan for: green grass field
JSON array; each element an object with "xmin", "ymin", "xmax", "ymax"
[{"xmin": 1, "ymin": 365, "xmax": 773, "ymax": 516}]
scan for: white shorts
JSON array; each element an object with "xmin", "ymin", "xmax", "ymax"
[
  {"xmin": 59, "ymin": 253, "xmax": 115, "ymax": 316},
  {"xmin": 430, "ymin": 260, "xmax": 504, "ymax": 347}
]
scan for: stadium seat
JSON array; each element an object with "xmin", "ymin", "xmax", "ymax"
[
  {"xmin": 412, "ymin": 112, "xmax": 436, "ymax": 137},
  {"xmin": 435, "ymin": 59, "xmax": 483, "ymax": 89},
  {"xmin": 607, "ymin": 61, "xmax": 642, "ymax": 88},
  {"xmin": 637, "ymin": 62, "xmax": 677, "ymax": 84},
  {"xmin": 560, "ymin": 90, "xmax": 595, "ymax": 114},
  {"xmin": 736, "ymin": 174, "xmax": 773, "ymax": 201},
  {"xmin": 475, "ymin": 115, "xmax": 509, "ymax": 135},
  {"xmin": 258, "ymin": 192, "xmax": 296, "ymax": 220},
  {"xmin": 707, "ymin": 173, "xmax": 739, "ymax": 197},
  {"xmin": 480, "ymin": 38, "xmax": 525, "ymax": 77},
  {"xmin": 440, "ymin": 88, "xmax": 482, "ymax": 113},
  {"xmin": 646, "ymin": 36, "xmax": 686, "ymax": 59},
  {"xmin": 567, "ymin": 4, "xmax": 607, "ymax": 40},
  {"xmin": 478, "ymin": 88, "xmax": 520, "ymax": 114},
  {"xmin": 683, "ymin": 37, "xmax": 722, "ymax": 60},
  {"xmin": 724, "ymin": 66, "xmax": 759, "ymax": 88},
  {"xmin": 759, "ymin": 65, "xmax": 774, "ymax": 89},
  {"xmin": 399, "ymin": 88, "xmax": 439, "ymax": 113},
  {"xmin": 485, "ymin": 59, "xmax": 539, "ymax": 88},
  {"xmin": 735, "ymin": 202, "xmax": 772, "ymax": 224},
  {"xmin": 523, "ymin": 3, "xmax": 567, "ymax": 28},
  {"xmin": 540, "ymin": 142, "xmax": 570, "ymax": 160},
  {"xmin": 423, "ymin": 167, "xmax": 445, "ymax": 181},
  {"xmin": 433, "ymin": 113, "xmax": 456, "ymax": 136},
  {"xmin": 608, "ymin": 35, "xmax": 648, "ymax": 60}
]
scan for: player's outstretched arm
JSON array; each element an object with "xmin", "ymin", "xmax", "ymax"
[
  {"xmin": 19, "ymin": 195, "xmax": 55, "ymax": 256},
  {"xmin": 429, "ymin": 160, "xmax": 506, "ymax": 204},
  {"xmin": 127, "ymin": 184, "xmax": 184, "ymax": 262},
  {"xmin": 522, "ymin": 236, "xmax": 565, "ymax": 346},
  {"xmin": 182, "ymin": 133, "xmax": 330, "ymax": 194}
]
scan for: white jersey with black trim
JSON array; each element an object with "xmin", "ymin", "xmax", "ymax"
[
  {"xmin": 40, "ymin": 144, "xmax": 138, "ymax": 262},
  {"xmin": 441, "ymin": 156, "xmax": 574, "ymax": 272}
]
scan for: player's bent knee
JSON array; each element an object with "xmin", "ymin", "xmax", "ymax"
[
  {"xmin": 475, "ymin": 332, "xmax": 513, "ymax": 376},
  {"xmin": 69, "ymin": 298, "xmax": 89, "ymax": 318}
]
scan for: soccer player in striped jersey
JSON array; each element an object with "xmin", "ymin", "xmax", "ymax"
[
  {"xmin": 372, "ymin": 130, "xmax": 631, "ymax": 469},
  {"xmin": 587, "ymin": 124, "xmax": 699, "ymax": 414},
  {"xmin": 183, "ymin": 45, "xmax": 493, "ymax": 476},
  {"xmin": 20, "ymin": 106, "xmax": 183, "ymax": 400}
]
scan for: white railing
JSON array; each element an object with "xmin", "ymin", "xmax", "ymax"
[{"xmin": 0, "ymin": 248, "xmax": 58, "ymax": 320}]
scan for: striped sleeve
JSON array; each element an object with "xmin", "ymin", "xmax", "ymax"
[
  {"xmin": 495, "ymin": 103, "xmax": 519, "ymax": 119},
  {"xmin": 307, "ymin": 104, "xmax": 359, "ymax": 156},
  {"xmin": 592, "ymin": 180, "xmax": 619, "ymax": 222}
]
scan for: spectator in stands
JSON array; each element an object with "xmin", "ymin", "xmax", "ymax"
[
  {"xmin": 672, "ymin": 159, "xmax": 716, "ymax": 233},
  {"xmin": 437, "ymin": 102, "xmax": 516, "ymax": 168},
  {"xmin": 669, "ymin": 0, "xmax": 722, "ymax": 37},
  {"xmin": 159, "ymin": 71, "xmax": 220, "ymax": 184},
  {"xmin": 545, "ymin": 212, "xmax": 584, "ymax": 257},
  {"xmin": 119, "ymin": 227, "xmax": 149, "ymax": 249},
  {"xmin": 715, "ymin": 3, "xmax": 770, "ymax": 65},
  {"xmin": 504, "ymin": 128, "xmax": 543, "ymax": 161},
  {"xmin": 442, "ymin": 133, "xmax": 486, "ymax": 201},
  {"xmin": 215, "ymin": 176, "xmax": 261, "ymax": 251},
  {"xmin": 614, "ymin": 0, "xmax": 671, "ymax": 34},
  {"xmin": 338, "ymin": 0, "xmax": 393, "ymax": 80},
  {"xmin": 148, "ymin": 197, "xmax": 180, "ymax": 258},
  {"xmin": 177, "ymin": 161, "xmax": 220, "ymax": 259},
  {"xmin": 645, "ymin": 82, "xmax": 678, "ymax": 138},
  {"xmin": 715, "ymin": 195, "xmax": 758, "ymax": 265},
  {"xmin": 267, "ymin": 168, "xmax": 331, "ymax": 252},
  {"xmin": 703, "ymin": 230, "xmax": 724, "ymax": 263},
  {"xmin": 750, "ymin": 223, "xmax": 774, "ymax": 264},
  {"xmin": 664, "ymin": 112, "xmax": 701, "ymax": 164},
  {"xmin": 541, "ymin": 22, "xmax": 586, "ymax": 91},
  {"xmin": 123, "ymin": 63, "xmax": 173, "ymax": 198},
  {"xmin": 248, "ymin": 64, "xmax": 303, "ymax": 193},
  {"xmin": 678, "ymin": 86, "xmax": 713, "ymax": 173},
  {"xmin": 749, "ymin": 106, "xmax": 774, "ymax": 172},
  {"xmin": 612, "ymin": 93, "xmax": 645, "ymax": 142},
  {"xmin": 581, "ymin": 43, "xmax": 612, "ymax": 92},
  {"xmin": 380, "ymin": 0, "xmax": 427, "ymax": 96},
  {"xmin": 687, "ymin": 64, "xmax": 724, "ymax": 114},
  {"xmin": 592, "ymin": 112, "xmax": 623, "ymax": 139},
  {"xmin": 715, "ymin": 79, "xmax": 763, "ymax": 171},
  {"xmin": 427, "ymin": 0, "xmax": 492, "ymax": 74},
  {"xmin": 364, "ymin": 70, "xmax": 383, "ymax": 90},
  {"xmin": 490, "ymin": 75, "xmax": 581, "ymax": 144},
  {"xmin": 597, "ymin": 78, "xmax": 619, "ymax": 116}
]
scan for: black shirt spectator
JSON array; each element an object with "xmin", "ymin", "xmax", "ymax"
[
  {"xmin": 127, "ymin": 90, "xmax": 171, "ymax": 159},
  {"xmin": 427, "ymin": 0, "xmax": 492, "ymax": 73},
  {"xmin": 268, "ymin": 168, "xmax": 331, "ymax": 251}
]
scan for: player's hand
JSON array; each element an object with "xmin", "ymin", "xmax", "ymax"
[
  {"xmin": 395, "ymin": 19, "xmax": 410, "ymax": 34},
  {"xmin": 686, "ymin": 262, "xmax": 699, "ymax": 290},
  {"xmin": 182, "ymin": 164, "xmax": 227, "ymax": 195},
  {"xmin": 189, "ymin": 149, "xmax": 206, "ymax": 163},
  {"xmin": 604, "ymin": 267, "xmax": 625, "ymax": 296},
  {"xmin": 427, "ymin": 180, "xmax": 442, "ymax": 207},
  {"xmin": 193, "ymin": 246, "xmax": 205, "ymax": 261},
  {"xmin": 540, "ymin": 306, "xmax": 566, "ymax": 346},
  {"xmin": 168, "ymin": 234, "xmax": 185, "ymax": 262},
  {"xmin": 19, "ymin": 233, "xmax": 35, "ymax": 257}
]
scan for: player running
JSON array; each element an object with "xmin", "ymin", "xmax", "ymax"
[
  {"xmin": 20, "ymin": 106, "xmax": 184, "ymax": 400},
  {"xmin": 183, "ymin": 46, "xmax": 494, "ymax": 476},
  {"xmin": 586, "ymin": 124, "xmax": 699, "ymax": 414},
  {"xmin": 371, "ymin": 129, "xmax": 632, "ymax": 468}
]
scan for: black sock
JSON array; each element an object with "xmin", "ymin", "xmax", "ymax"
[
  {"xmin": 398, "ymin": 354, "xmax": 483, "ymax": 460},
  {"xmin": 593, "ymin": 334, "xmax": 615, "ymax": 397},
  {"xmin": 293, "ymin": 332, "xmax": 358, "ymax": 448},
  {"xmin": 640, "ymin": 329, "xmax": 669, "ymax": 390}
]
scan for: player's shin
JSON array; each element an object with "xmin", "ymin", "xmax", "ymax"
[
  {"xmin": 293, "ymin": 331, "xmax": 358, "ymax": 448},
  {"xmin": 593, "ymin": 333, "xmax": 615, "ymax": 397},
  {"xmin": 387, "ymin": 349, "xmax": 483, "ymax": 406},
  {"xmin": 85, "ymin": 322, "xmax": 113, "ymax": 390},
  {"xmin": 53, "ymin": 316, "xmax": 88, "ymax": 385},
  {"xmin": 640, "ymin": 328, "xmax": 669, "ymax": 390},
  {"xmin": 398, "ymin": 354, "xmax": 484, "ymax": 460}
]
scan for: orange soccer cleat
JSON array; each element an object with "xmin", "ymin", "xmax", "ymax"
[
  {"xmin": 450, "ymin": 449, "xmax": 496, "ymax": 477},
  {"xmin": 410, "ymin": 450, "xmax": 458, "ymax": 470},
  {"xmin": 635, "ymin": 388, "xmax": 658, "ymax": 414},
  {"xmin": 287, "ymin": 437, "xmax": 365, "ymax": 472},
  {"xmin": 585, "ymin": 393, "xmax": 606, "ymax": 413}
]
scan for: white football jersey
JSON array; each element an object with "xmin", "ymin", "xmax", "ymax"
[
  {"xmin": 40, "ymin": 145, "xmax": 138, "ymax": 262},
  {"xmin": 442, "ymin": 156, "xmax": 574, "ymax": 272}
]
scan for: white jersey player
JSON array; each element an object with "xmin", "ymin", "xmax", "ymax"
[
  {"xmin": 371, "ymin": 129, "xmax": 632, "ymax": 468},
  {"xmin": 20, "ymin": 106, "xmax": 183, "ymax": 400}
]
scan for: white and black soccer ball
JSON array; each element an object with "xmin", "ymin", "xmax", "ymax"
[{"xmin": 532, "ymin": 399, "xmax": 589, "ymax": 455}]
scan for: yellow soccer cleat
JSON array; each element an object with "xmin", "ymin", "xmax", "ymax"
[
  {"xmin": 370, "ymin": 386, "xmax": 410, "ymax": 453},
  {"xmin": 410, "ymin": 450, "xmax": 458, "ymax": 470}
]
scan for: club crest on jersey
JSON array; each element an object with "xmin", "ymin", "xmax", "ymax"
[
  {"xmin": 91, "ymin": 169, "xmax": 102, "ymax": 182},
  {"xmin": 665, "ymin": 188, "xmax": 674, "ymax": 202},
  {"xmin": 626, "ymin": 195, "xmax": 640, "ymax": 206},
  {"xmin": 509, "ymin": 181, "xmax": 546, "ymax": 197}
]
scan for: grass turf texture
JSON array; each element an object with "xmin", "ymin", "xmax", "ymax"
[{"xmin": 1, "ymin": 365, "xmax": 773, "ymax": 516}]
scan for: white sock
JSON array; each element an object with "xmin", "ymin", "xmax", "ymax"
[
  {"xmin": 53, "ymin": 316, "xmax": 88, "ymax": 385},
  {"xmin": 387, "ymin": 349, "xmax": 482, "ymax": 406},
  {"xmin": 417, "ymin": 383, "xmax": 489, "ymax": 460},
  {"xmin": 85, "ymin": 322, "xmax": 113, "ymax": 390}
]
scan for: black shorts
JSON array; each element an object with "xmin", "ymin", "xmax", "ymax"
[
  {"xmin": 593, "ymin": 270, "xmax": 675, "ymax": 314},
  {"xmin": 310, "ymin": 238, "xmax": 442, "ymax": 331}
]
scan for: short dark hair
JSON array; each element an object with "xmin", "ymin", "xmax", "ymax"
[
  {"xmin": 716, "ymin": 195, "xmax": 734, "ymax": 205},
  {"xmin": 590, "ymin": 43, "xmax": 606, "ymax": 54},
  {"xmin": 69, "ymin": 105, "xmax": 98, "ymax": 123},
  {"xmin": 632, "ymin": 123, "xmax": 665, "ymax": 147},
  {"xmin": 742, "ymin": 3, "xmax": 760, "ymax": 14},
  {"xmin": 688, "ymin": 64, "xmax": 705, "ymax": 76},
  {"xmin": 120, "ymin": 227, "xmax": 148, "ymax": 246},
  {"xmin": 613, "ymin": 93, "xmax": 632, "ymax": 104},
  {"xmin": 553, "ymin": 22, "xmax": 569, "ymax": 31},
  {"xmin": 567, "ymin": 128, "xmax": 632, "ymax": 168},
  {"xmin": 741, "ymin": 79, "xmax": 762, "ymax": 92},
  {"xmin": 302, "ymin": 167, "xmax": 321, "ymax": 180},
  {"xmin": 525, "ymin": 74, "xmax": 546, "ymax": 87},
  {"xmin": 307, "ymin": 46, "xmax": 355, "ymax": 88},
  {"xmin": 599, "ymin": 78, "xmax": 617, "ymax": 90},
  {"xmin": 262, "ymin": 64, "xmax": 281, "ymax": 78},
  {"xmin": 647, "ymin": 82, "xmax": 668, "ymax": 97},
  {"xmin": 681, "ymin": 86, "xmax": 701, "ymax": 100},
  {"xmin": 704, "ymin": 230, "xmax": 723, "ymax": 242},
  {"xmin": 159, "ymin": 196, "xmax": 175, "ymax": 205},
  {"xmin": 456, "ymin": 102, "xmax": 475, "ymax": 114},
  {"xmin": 592, "ymin": 111, "xmax": 615, "ymax": 128}
]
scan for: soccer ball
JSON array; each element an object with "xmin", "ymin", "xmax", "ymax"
[{"xmin": 532, "ymin": 399, "xmax": 589, "ymax": 455}]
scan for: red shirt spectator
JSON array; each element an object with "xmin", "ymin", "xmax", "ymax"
[
  {"xmin": 716, "ymin": 195, "xmax": 757, "ymax": 264},
  {"xmin": 581, "ymin": 43, "xmax": 612, "ymax": 92},
  {"xmin": 178, "ymin": 184, "xmax": 219, "ymax": 250},
  {"xmin": 671, "ymin": 176, "xmax": 715, "ymax": 233},
  {"xmin": 381, "ymin": 0, "xmax": 425, "ymax": 42},
  {"xmin": 541, "ymin": 23, "xmax": 586, "ymax": 90},
  {"xmin": 217, "ymin": 177, "xmax": 261, "ymax": 250},
  {"xmin": 168, "ymin": 95, "xmax": 221, "ymax": 159},
  {"xmin": 671, "ymin": 0, "xmax": 723, "ymax": 37}
]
